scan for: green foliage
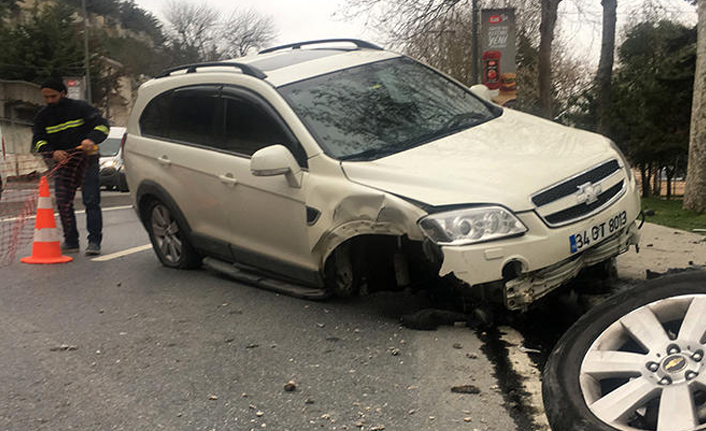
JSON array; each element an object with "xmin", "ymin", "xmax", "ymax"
[
  {"xmin": 611, "ymin": 20, "xmax": 695, "ymax": 171},
  {"xmin": 102, "ymin": 36, "xmax": 170, "ymax": 76},
  {"xmin": 118, "ymin": 1, "xmax": 164, "ymax": 45},
  {"xmin": 565, "ymin": 19, "xmax": 695, "ymax": 190},
  {"xmin": 62, "ymin": 0, "xmax": 164, "ymax": 43},
  {"xmin": 0, "ymin": 3, "xmax": 85, "ymax": 82},
  {"xmin": 642, "ymin": 197, "xmax": 706, "ymax": 232}
]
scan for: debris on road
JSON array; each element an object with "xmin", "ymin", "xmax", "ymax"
[
  {"xmin": 49, "ymin": 344, "xmax": 78, "ymax": 352},
  {"xmin": 518, "ymin": 346, "xmax": 541, "ymax": 354},
  {"xmin": 451, "ymin": 385, "xmax": 481, "ymax": 394},
  {"xmin": 208, "ymin": 395, "xmax": 218, "ymax": 400},
  {"xmin": 284, "ymin": 380, "xmax": 297, "ymax": 392}
]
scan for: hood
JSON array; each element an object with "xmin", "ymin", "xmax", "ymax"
[{"xmin": 341, "ymin": 109, "xmax": 617, "ymax": 211}]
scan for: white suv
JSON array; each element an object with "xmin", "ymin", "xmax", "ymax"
[{"xmin": 124, "ymin": 39, "xmax": 641, "ymax": 311}]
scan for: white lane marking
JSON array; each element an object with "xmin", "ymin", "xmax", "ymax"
[
  {"xmin": 0, "ymin": 205, "xmax": 134, "ymax": 223},
  {"xmin": 92, "ymin": 244, "xmax": 152, "ymax": 262}
]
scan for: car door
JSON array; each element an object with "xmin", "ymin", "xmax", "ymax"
[
  {"xmin": 137, "ymin": 85, "xmax": 234, "ymax": 260},
  {"xmin": 215, "ymin": 87, "xmax": 317, "ymax": 284}
]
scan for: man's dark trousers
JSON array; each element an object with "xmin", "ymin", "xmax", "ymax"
[
  {"xmin": 82, "ymin": 155, "xmax": 102, "ymax": 246},
  {"xmin": 55, "ymin": 155, "xmax": 86, "ymax": 247}
]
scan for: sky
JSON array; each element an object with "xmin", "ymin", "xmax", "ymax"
[
  {"xmin": 132, "ymin": 0, "xmax": 383, "ymax": 46},
  {"xmin": 132, "ymin": 0, "xmax": 698, "ymax": 66}
]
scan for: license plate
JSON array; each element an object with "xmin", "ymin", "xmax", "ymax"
[{"xmin": 570, "ymin": 211, "xmax": 627, "ymax": 254}]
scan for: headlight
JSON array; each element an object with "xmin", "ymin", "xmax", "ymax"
[
  {"xmin": 609, "ymin": 140, "xmax": 634, "ymax": 181},
  {"xmin": 419, "ymin": 206, "xmax": 528, "ymax": 246},
  {"xmin": 101, "ymin": 159, "xmax": 117, "ymax": 169}
]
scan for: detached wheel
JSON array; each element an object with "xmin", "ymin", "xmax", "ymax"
[
  {"xmin": 543, "ymin": 271, "xmax": 706, "ymax": 431},
  {"xmin": 146, "ymin": 200, "xmax": 201, "ymax": 269}
]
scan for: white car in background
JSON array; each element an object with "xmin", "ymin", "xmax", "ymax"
[{"xmin": 99, "ymin": 126, "xmax": 128, "ymax": 192}]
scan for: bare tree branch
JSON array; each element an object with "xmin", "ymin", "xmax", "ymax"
[{"xmin": 218, "ymin": 8, "xmax": 277, "ymax": 57}]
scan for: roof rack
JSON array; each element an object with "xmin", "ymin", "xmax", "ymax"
[
  {"xmin": 155, "ymin": 62, "xmax": 267, "ymax": 80},
  {"xmin": 259, "ymin": 39, "xmax": 383, "ymax": 55}
]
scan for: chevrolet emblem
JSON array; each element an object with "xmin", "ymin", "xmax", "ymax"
[{"xmin": 576, "ymin": 182, "xmax": 602, "ymax": 205}]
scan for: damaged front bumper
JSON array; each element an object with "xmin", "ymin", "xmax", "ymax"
[
  {"xmin": 503, "ymin": 221, "xmax": 640, "ymax": 310},
  {"xmin": 437, "ymin": 191, "xmax": 642, "ymax": 311}
]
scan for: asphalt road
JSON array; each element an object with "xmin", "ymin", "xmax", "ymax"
[{"xmin": 0, "ymin": 192, "xmax": 520, "ymax": 431}]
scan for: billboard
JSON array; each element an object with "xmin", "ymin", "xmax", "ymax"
[
  {"xmin": 63, "ymin": 77, "xmax": 86, "ymax": 101},
  {"xmin": 480, "ymin": 9, "xmax": 517, "ymax": 107}
]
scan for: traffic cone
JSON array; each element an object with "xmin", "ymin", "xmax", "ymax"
[{"xmin": 21, "ymin": 176, "xmax": 72, "ymax": 264}]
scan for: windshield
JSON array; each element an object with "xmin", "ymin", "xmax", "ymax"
[
  {"xmin": 279, "ymin": 57, "xmax": 500, "ymax": 161},
  {"xmin": 100, "ymin": 137, "xmax": 121, "ymax": 157}
]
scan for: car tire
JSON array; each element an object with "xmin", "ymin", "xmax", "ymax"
[
  {"xmin": 118, "ymin": 174, "xmax": 129, "ymax": 192},
  {"xmin": 542, "ymin": 270, "xmax": 706, "ymax": 431},
  {"xmin": 324, "ymin": 242, "xmax": 361, "ymax": 298},
  {"xmin": 146, "ymin": 199, "xmax": 201, "ymax": 269}
]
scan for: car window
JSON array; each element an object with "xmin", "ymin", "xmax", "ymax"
[
  {"xmin": 100, "ymin": 137, "xmax": 121, "ymax": 157},
  {"xmin": 139, "ymin": 91, "xmax": 171, "ymax": 138},
  {"xmin": 279, "ymin": 57, "xmax": 500, "ymax": 161},
  {"xmin": 169, "ymin": 86, "xmax": 221, "ymax": 146},
  {"xmin": 220, "ymin": 91, "xmax": 301, "ymax": 161}
]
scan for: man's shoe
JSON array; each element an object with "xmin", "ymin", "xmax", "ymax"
[
  {"xmin": 61, "ymin": 243, "xmax": 79, "ymax": 254},
  {"xmin": 85, "ymin": 243, "xmax": 101, "ymax": 256}
]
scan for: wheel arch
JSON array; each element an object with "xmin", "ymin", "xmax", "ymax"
[{"xmin": 135, "ymin": 180, "xmax": 192, "ymax": 235}]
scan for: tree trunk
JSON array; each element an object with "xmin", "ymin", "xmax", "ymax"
[
  {"xmin": 596, "ymin": 0, "xmax": 617, "ymax": 135},
  {"xmin": 685, "ymin": 0, "xmax": 706, "ymax": 213},
  {"xmin": 538, "ymin": 0, "xmax": 562, "ymax": 118},
  {"xmin": 640, "ymin": 163, "xmax": 650, "ymax": 198}
]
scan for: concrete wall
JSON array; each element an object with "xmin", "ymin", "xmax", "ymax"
[{"xmin": 0, "ymin": 119, "xmax": 33, "ymax": 154}]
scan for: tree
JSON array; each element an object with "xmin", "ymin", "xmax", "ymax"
[
  {"xmin": 163, "ymin": 0, "xmax": 220, "ymax": 64},
  {"xmin": 684, "ymin": 0, "xmax": 706, "ymax": 212},
  {"xmin": 595, "ymin": 0, "xmax": 617, "ymax": 135},
  {"xmin": 163, "ymin": 1, "xmax": 277, "ymax": 65},
  {"xmin": 347, "ymin": 0, "xmax": 563, "ymax": 118},
  {"xmin": 538, "ymin": 0, "xmax": 562, "ymax": 118},
  {"xmin": 609, "ymin": 20, "xmax": 695, "ymax": 197},
  {"xmin": 0, "ymin": 3, "xmax": 85, "ymax": 82},
  {"xmin": 218, "ymin": 8, "xmax": 277, "ymax": 58}
]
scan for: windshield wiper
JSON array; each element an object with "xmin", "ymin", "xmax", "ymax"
[
  {"xmin": 340, "ymin": 141, "xmax": 416, "ymax": 161},
  {"xmin": 440, "ymin": 112, "xmax": 488, "ymax": 134}
]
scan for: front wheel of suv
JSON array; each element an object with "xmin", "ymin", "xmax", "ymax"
[
  {"xmin": 542, "ymin": 271, "xmax": 706, "ymax": 431},
  {"xmin": 146, "ymin": 200, "xmax": 201, "ymax": 269}
]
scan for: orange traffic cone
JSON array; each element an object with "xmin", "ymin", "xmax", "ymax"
[{"xmin": 21, "ymin": 176, "xmax": 72, "ymax": 264}]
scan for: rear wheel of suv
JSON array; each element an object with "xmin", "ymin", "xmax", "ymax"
[
  {"xmin": 146, "ymin": 200, "xmax": 201, "ymax": 269},
  {"xmin": 542, "ymin": 271, "xmax": 706, "ymax": 431}
]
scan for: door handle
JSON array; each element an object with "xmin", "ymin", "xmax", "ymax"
[
  {"xmin": 157, "ymin": 156, "xmax": 171, "ymax": 166},
  {"xmin": 219, "ymin": 173, "xmax": 238, "ymax": 186}
]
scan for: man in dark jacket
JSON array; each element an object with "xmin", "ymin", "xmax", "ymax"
[{"xmin": 32, "ymin": 78, "xmax": 110, "ymax": 255}]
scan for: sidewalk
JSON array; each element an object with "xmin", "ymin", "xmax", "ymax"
[{"xmin": 617, "ymin": 221, "xmax": 706, "ymax": 280}]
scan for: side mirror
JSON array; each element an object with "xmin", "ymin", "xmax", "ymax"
[
  {"xmin": 470, "ymin": 84, "xmax": 493, "ymax": 102},
  {"xmin": 250, "ymin": 144, "xmax": 302, "ymax": 188}
]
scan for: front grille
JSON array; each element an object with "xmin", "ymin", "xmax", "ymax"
[
  {"xmin": 531, "ymin": 159, "xmax": 626, "ymax": 227},
  {"xmin": 532, "ymin": 160, "xmax": 620, "ymax": 206},
  {"xmin": 544, "ymin": 181, "xmax": 624, "ymax": 225}
]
